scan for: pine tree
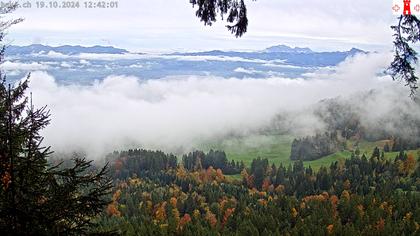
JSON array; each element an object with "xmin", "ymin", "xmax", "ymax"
[
  {"xmin": 0, "ymin": 6, "xmax": 112, "ymax": 235},
  {"xmin": 371, "ymin": 147, "xmax": 380, "ymax": 159},
  {"xmin": 384, "ymin": 142, "xmax": 390, "ymax": 153},
  {"xmin": 253, "ymin": 165, "xmax": 265, "ymax": 190},
  {"xmin": 0, "ymin": 66, "xmax": 112, "ymax": 236}
]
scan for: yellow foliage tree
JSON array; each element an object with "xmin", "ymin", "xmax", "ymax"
[
  {"xmin": 112, "ymin": 189, "xmax": 122, "ymax": 202},
  {"xmin": 154, "ymin": 202, "xmax": 167, "ymax": 222},
  {"xmin": 357, "ymin": 204, "xmax": 365, "ymax": 217},
  {"xmin": 172, "ymin": 208, "xmax": 180, "ymax": 226},
  {"xmin": 275, "ymin": 185, "xmax": 285, "ymax": 194},
  {"xmin": 326, "ymin": 224, "xmax": 334, "ymax": 235},
  {"xmin": 341, "ymin": 190, "xmax": 350, "ymax": 201},
  {"xmin": 193, "ymin": 209, "xmax": 201, "ymax": 219},
  {"xmin": 343, "ymin": 179, "xmax": 351, "ymax": 190},
  {"xmin": 291, "ymin": 207, "xmax": 298, "ymax": 218},
  {"xmin": 170, "ymin": 197, "xmax": 177, "ymax": 208}
]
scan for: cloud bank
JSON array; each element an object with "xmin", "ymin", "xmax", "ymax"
[{"xmin": 25, "ymin": 52, "xmax": 415, "ymax": 158}]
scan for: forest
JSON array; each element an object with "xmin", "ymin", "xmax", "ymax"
[{"xmin": 93, "ymin": 147, "xmax": 420, "ymax": 235}]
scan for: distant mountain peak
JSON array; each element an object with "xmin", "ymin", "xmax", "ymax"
[
  {"xmin": 7, "ymin": 44, "xmax": 129, "ymax": 55},
  {"xmin": 348, "ymin": 48, "xmax": 365, "ymax": 54},
  {"xmin": 263, "ymin": 45, "xmax": 313, "ymax": 54},
  {"xmin": 263, "ymin": 45, "xmax": 366, "ymax": 55}
]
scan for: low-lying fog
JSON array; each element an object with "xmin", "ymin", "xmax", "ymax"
[{"xmin": 24, "ymin": 52, "xmax": 419, "ymax": 158}]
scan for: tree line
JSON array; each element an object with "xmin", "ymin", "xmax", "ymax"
[
  {"xmin": 290, "ymin": 132, "xmax": 342, "ymax": 161},
  {"xmin": 94, "ymin": 146, "xmax": 420, "ymax": 235},
  {"xmin": 182, "ymin": 150, "xmax": 244, "ymax": 175}
]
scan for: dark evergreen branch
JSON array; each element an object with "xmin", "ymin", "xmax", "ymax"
[
  {"xmin": 388, "ymin": 15, "xmax": 420, "ymax": 97},
  {"xmin": 190, "ymin": 0, "xmax": 251, "ymax": 37}
]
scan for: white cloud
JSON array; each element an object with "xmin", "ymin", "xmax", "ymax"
[
  {"xmin": 45, "ymin": 51, "xmax": 68, "ymax": 58},
  {"xmin": 31, "ymin": 51, "xmax": 287, "ymax": 65},
  {"xmin": 164, "ymin": 55, "xmax": 269, "ymax": 63},
  {"xmin": 1, "ymin": 60, "xmax": 49, "ymax": 71},
  {"xmin": 233, "ymin": 67, "xmax": 283, "ymax": 77},
  {"xmin": 262, "ymin": 63, "xmax": 304, "ymax": 69},
  {"xmin": 234, "ymin": 67, "xmax": 261, "ymax": 74},
  {"xmin": 60, "ymin": 62, "xmax": 72, "ymax": 68},
  {"xmin": 34, "ymin": 51, "xmax": 154, "ymax": 60},
  {"xmin": 128, "ymin": 64, "xmax": 143, "ymax": 69},
  {"xmin": 22, "ymin": 52, "xmax": 415, "ymax": 159},
  {"xmin": 79, "ymin": 59, "xmax": 90, "ymax": 65}
]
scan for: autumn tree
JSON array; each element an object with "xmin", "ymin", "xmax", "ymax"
[{"xmin": 404, "ymin": 153, "xmax": 417, "ymax": 175}]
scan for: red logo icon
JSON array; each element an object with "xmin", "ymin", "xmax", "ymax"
[
  {"xmin": 404, "ymin": 0, "xmax": 411, "ymax": 15},
  {"xmin": 393, "ymin": 0, "xmax": 420, "ymax": 15}
]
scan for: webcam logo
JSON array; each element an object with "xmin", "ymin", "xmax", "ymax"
[{"xmin": 393, "ymin": 0, "xmax": 420, "ymax": 15}]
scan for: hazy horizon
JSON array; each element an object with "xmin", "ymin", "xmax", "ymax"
[
  {"xmin": 6, "ymin": 0, "xmax": 395, "ymax": 53},
  {"xmin": 1, "ymin": 0, "xmax": 418, "ymax": 160}
]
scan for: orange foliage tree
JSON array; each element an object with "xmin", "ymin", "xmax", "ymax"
[
  {"xmin": 222, "ymin": 208, "xmax": 235, "ymax": 228},
  {"xmin": 178, "ymin": 214, "xmax": 192, "ymax": 231},
  {"xmin": 106, "ymin": 202, "xmax": 121, "ymax": 217}
]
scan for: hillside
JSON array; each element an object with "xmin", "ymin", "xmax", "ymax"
[
  {"xmin": 201, "ymin": 133, "xmax": 420, "ymax": 172},
  {"xmin": 96, "ymin": 144, "xmax": 420, "ymax": 235}
]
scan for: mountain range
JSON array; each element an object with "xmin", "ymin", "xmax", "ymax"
[
  {"xmin": 173, "ymin": 46, "xmax": 365, "ymax": 67},
  {"xmin": 7, "ymin": 43, "xmax": 365, "ymax": 57},
  {"xmin": 2, "ymin": 44, "xmax": 367, "ymax": 83},
  {"xmin": 6, "ymin": 44, "xmax": 129, "ymax": 55}
]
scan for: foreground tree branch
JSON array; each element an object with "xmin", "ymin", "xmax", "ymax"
[
  {"xmin": 388, "ymin": 15, "xmax": 420, "ymax": 97},
  {"xmin": 190, "ymin": 0, "xmax": 249, "ymax": 37}
]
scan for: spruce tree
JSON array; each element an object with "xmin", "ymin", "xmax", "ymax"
[
  {"xmin": 0, "ymin": 5, "xmax": 112, "ymax": 235},
  {"xmin": 371, "ymin": 147, "xmax": 380, "ymax": 159},
  {"xmin": 384, "ymin": 142, "xmax": 390, "ymax": 152},
  {"xmin": 0, "ymin": 53, "xmax": 112, "ymax": 236},
  {"xmin": 388, "ymin": 15, "xmax": 420, "ymax": 96}
]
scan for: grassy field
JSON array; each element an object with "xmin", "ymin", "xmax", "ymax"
[
  {"xmin": 202, "ymin": 134, "xmax": 420, "ymax": 172},
  {"xmin": 200, "ymin": 134, "xmax": 294, "ymax": 166}
]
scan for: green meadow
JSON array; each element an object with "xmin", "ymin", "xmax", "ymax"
[{"xmin": 201, "ymin": 134, "xmax": 420, "ymax": 172}]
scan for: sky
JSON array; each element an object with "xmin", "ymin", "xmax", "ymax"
[{"xmin": 5, "ymin": 0, "xmax": 397, "ymax": 52}]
